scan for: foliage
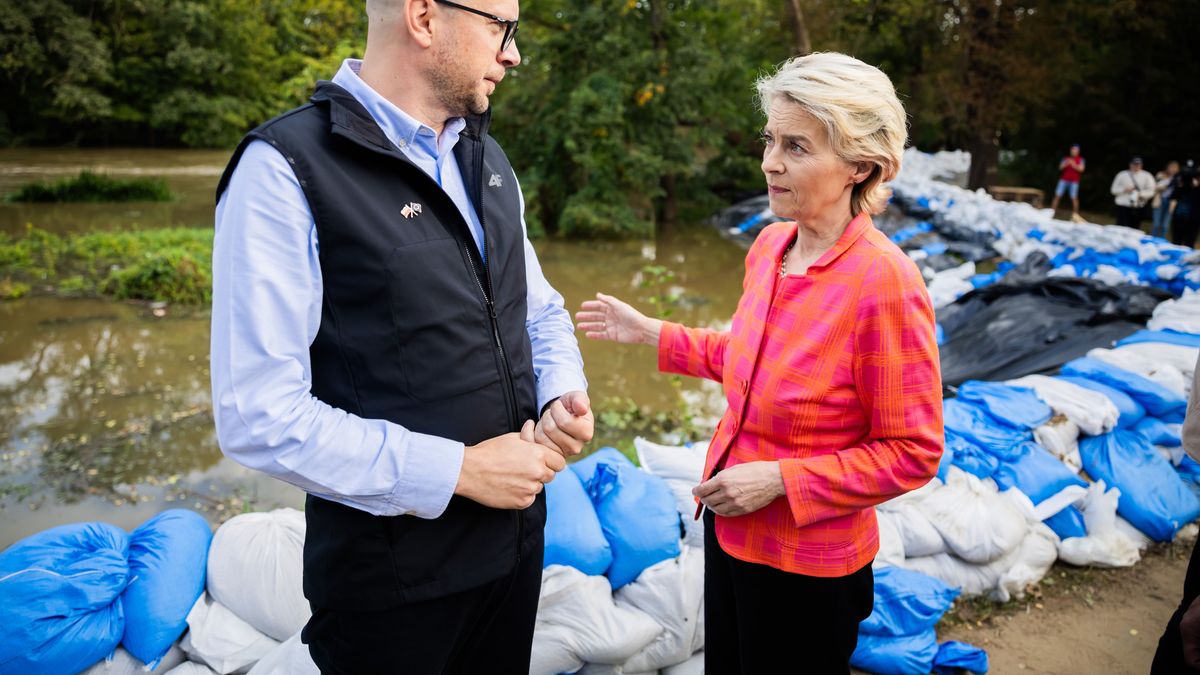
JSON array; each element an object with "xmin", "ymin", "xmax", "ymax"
[
  {"xmin": 0, "ymin": 226, "xmax": 213, "ymax": 304},
  {"xmin": 7, "ymin": 171, "xmax": 175, "ymax": 203}
]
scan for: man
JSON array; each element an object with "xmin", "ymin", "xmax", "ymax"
[
  {"xmin": 209, "ymin": 0, "xmax": 593, "ymax": 672},
  {"xmin": 1049, "ymin": 144, "xmax": 1085, "ymax": 217},
  {"xmin": 1151, "ymin": 354, "xmax": 1200, "ymax": 674},
  {"xmin": 1110, "ymin": 156, "xmax": 1156, "ymax": 230}
]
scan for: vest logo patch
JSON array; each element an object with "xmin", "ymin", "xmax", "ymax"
[
  {"xmin": 488, "ymin": 173, "xmax": 503, "ymax": 188},
  {"xmin": 400, "ymin": 202, "xmax": 423, "ymax": 219}
]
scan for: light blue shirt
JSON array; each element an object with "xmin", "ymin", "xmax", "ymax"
[{"xmin": 210, "ymin": 59, "xmax": 586, "ymax": 519}]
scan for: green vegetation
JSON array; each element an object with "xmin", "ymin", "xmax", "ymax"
[
  {"xmin": 0, "ymin": 226, "xmax": 212, "ymax": 304},
  {"xmin": 6, "ymin": 171, "xmax": 174, "ymax": 203}
]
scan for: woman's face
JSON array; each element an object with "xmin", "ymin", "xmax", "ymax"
[{"xmin": 761, "ymin": 98, "xmax": 858, "ymax": 223}]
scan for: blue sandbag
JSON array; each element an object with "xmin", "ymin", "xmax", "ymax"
[
  {"xmin": 1060, "ymin": 357, "xmax": 1186, "ymax": 419},
  {"xmin": 1135, "ymin": 418, "xmax": 1182, "ymax": 447},
  {"xmin": 0, "ymin": 522, "xmax": 130, "ymax": 674},
  {"xmin": 1055, "ymin": 376, "xmax": 1145, "ymax": 429},
  {"xmin": 943, "ymin": 399, "xmax": 1031, "ymax": 460},
  {"xmin": 936, "ymin": 436, "xmax": 955, "ymax": 482},
  {"xmin": 933, "ymin": 640, "xmax": 990, "ymax": 674},
  {"xmin": 121, "ymin": 510, "xmax": 212, "ymax": 667},
  {"xmin": 945, "ymin": 431, "xmax": 999, "ymax": 479},
  {"xmin": 1079, "ymin": 431, "xmax": 1200, "ymax": 542},
  {"xmin": 861, "ymin": 567, "xmax": 960, "ymax": 637},
  {"xmin": 544, "ymin": 464, "xmax": 613, "ymax": 576},
  {"xmin": 990, "ymin": 442, "xmax": 1087, "ymax": 506},
  {"xmin": 852, "ymin": 630, "xmax": 939, "ymax": 675},
  {"xmin": 570, "ymin": 447, "xmax": 681, "ymax": 589},
  {"xmin": 1116, "ymin": 330, "xmax": 1200, "ymax": 349},
  {"xmin": 956, "ymin": 381, "xmax": 1052, "ymax": 430},
  {"xmin": 1043, "ymin": 505, "xmax": 1087, "ymax": 540}
]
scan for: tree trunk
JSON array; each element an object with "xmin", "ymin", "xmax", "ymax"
[
  {"xmin": 966, "ymin": 130, "xmax": 999, "ymax": 191},
  {"xmin": 783, "ymin": 0, "xmax": 813, "ymax": 56}
]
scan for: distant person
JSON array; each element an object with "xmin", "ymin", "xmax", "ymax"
[
  {"xmin": 1150, "ymin": 353, "xmax": 1200, "ymax": 673},
  {"xmin": 1152, "ymin": 161, "xmax": 1181, "ymax": 239},
  {"xmin": 1049, "ymin": 144, "xmax": 1085, "ymax": 216},
  {"xmin": 1110, "ymin": 156, "xmax": 1156, "ymax": 230},
  {"xmin": 1171, "ymin": 159, "xmax": 1200, "ymax": 248}
]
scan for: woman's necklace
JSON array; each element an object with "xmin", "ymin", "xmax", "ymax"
[{"xmin": 779, "ymin": 241, "xmax": 796, "ymax": 277}]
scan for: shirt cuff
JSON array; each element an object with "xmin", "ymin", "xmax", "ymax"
[
  {"xmin": 657, "ymin": 321, "xmax": 683, "ymax": 374},
  {"xmin": 536, "ymin": 371, "xmax": 589, "ymax": 416},
  {"xmin": 389, "ymin": 430, "xmax": 465, "ymax": 519},
  {"xmin": 779, "ymin": 457, "xmax": 816, "ymax": 528}
]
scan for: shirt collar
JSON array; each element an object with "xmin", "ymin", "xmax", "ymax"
[
  {"xmin": 776, "ymin": 212, "xmax": 873, "ymax": 273},
  {"xmin": 331, "ymin": 59, "xmax": 467, "ymax": 158}
]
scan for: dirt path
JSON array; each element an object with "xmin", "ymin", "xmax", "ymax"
[{"xmin": 936, "ymin": 540, "xmax": 1194, "ymax": 674}]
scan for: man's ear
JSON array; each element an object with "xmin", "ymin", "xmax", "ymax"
[{"xmin": 406, "ymin": 0, "xmax": 436, "ymax": 49}]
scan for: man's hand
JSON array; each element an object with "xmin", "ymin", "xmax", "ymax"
[
  {"xmin": 534, "ymin": 390, "xmax": 594, "ymax": 458},
  {"xmin": 693, "ymin": 461, "xmax": 786, "ymax": 517},
  {"xmin": 455, "ymin": 420, "xmax": 566, "ymax": 509}
]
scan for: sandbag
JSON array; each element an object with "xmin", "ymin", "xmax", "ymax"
[
  {"xmin": 571, "ymin": 447, "xmax": 682, "ymax": 589},
  {"xmin": 1114, "ymin": 342, "xmax": 1198, "ymax": 386},
  {"xmin": 861, "ymin": 566, "xmax": 960, "ymax": 637},
  {"xmin": 874, "ymin": 510, "xmax": 907, "ymax": 569},
  {"xmin": 887, "ymin": 502, "xmax": 947, "ymax": 558},
  {"xmin": 661, "ymin": 651, "xmax": 704, "ymax": 675},
  {"xmin": 1116, "ymin": 329, "xmax": 1200, "ymax": 350},
  {"xmin": 633, "ymin": 437, "xmax": 707, "ymax": 548},
  {"xmin": 123, "ymin": 509, "xmax": 213, "ymax": 667},
  {"xmin": 530, "ymin": 565, "xmax": 662, "ymax": 675},
  {"xmin": 617, "ymin": 548, "xmax": 705, "ymax": 672},
  {"xmin": 851, "ymin": 629, "xmax": 939, "ymax": 675},
  {"xmin": 1136, "ymin": 418, "xmax": 1183, "ymax": 447},
  {"xmin": 943, "ymin": 399, "xmax": 1031, "ymax": 459},
  {"xmin": 902, "ymin": 520, "xmax": 1056, "ymax": 601},
  {"xmin": 0, "ymin": 522, "xmax": 130, "ymax": 675},
  {"xmin": 1007, "ymin": 374, "xmax": 1119, "ymax": 436},
  {"xmin": 1033, "ymin": 416, "xmax": 1082, "ymax": 473},
  {"xmin": 165, "ymin": 663, "xmax": 219, "ymax": 675},
  {"xmin": 1080, "ymin": 431, "xmax": 1200, "ymax": 542},
  {"xmin": 1061, "ymin": 357, "xmax": 1187, "ymax": 420},
  {"xmin": 80, "ymin": 644, "xmax": 186, "ymax": 675},
  {"xmin": 956, "ymin": 381, "xmax": 1052, "ymax": 429},
  {"xmin": 180, "ymin": 592, "xmax": 279, "ymax": 674},
  {"xmin": 932, "ymin": 641, "xmax": 990, "ymax": 674},
  {"xmin": 1043, "ymin": 505, "xmax": 1087, "ymax": 540},
  {"xmin": 544, "ymin": 466, "xmax": 613, "ymax": 575},
  {"xmin": 206, "ymin": 509, "xmax": 308, "ymax": 641},
  {"xmin": 1055, "ymin": 375, "xmax": 1145, "ymax": 429},
  {"xmin": 990, "ymin": 441, "xmax": 1087, "ymax": 506},
  {"xmin": 245, "ymin": 630, "xmax": 318, "ymax": 675},
  {"xmin": 916, "ymin": 469, "xmax": 1028, "ymax": 564},
  {"xmin": 945, "ymin": 430, "xmax": 999, "ymax": 479},
  {"xmin": 1057, "ymin": 481, "xmax": 1141, "ymax": 568},
  {"xmin": 1087, "ymin": 348, "xmax": 1187, "ymax": 396}
]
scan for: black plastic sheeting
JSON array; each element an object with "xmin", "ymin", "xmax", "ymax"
[{"xmin": 938, "ymin": 254, "xmax": 1172, "ymax": 387}]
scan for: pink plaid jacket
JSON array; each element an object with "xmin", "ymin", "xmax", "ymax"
[{"xmin": 658, "ymin": 213, "xmax": 943, "ymax": 576}]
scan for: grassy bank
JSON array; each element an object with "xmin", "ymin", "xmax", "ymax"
[
  {"xmin": 0, "ymin": 226, "xmax": 211, "ymax": 304},
  {"xmin": 6, "ymin": 171, "xmax": 175, "ymax": 203}
]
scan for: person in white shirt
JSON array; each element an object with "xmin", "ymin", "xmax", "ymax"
[{"xmin": 1111, "ymin": 156, "xmax": 1156, "ymax": 230}]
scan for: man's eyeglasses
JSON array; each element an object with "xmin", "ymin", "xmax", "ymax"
[{"xmin": 434, "ymin": 0, "xmax": 519, "ymax": 52}]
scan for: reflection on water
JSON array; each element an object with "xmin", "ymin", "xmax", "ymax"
[{"xmin": 1, "ymin": 148, "xmax": 754, "ymax": 547}]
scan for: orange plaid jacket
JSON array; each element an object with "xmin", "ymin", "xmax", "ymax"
[{"xmin": 658, "ymin": 213, "xmax": 943, "ymax": 577}]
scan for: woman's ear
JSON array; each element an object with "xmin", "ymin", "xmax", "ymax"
[{"xmin": 850, "ymin": 161, "xmax": 874, "ymax": 185}]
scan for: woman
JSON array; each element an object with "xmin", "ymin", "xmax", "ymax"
[{"xmin": 576, "ymin": 52, "xmax": 943, "ymax": 673}]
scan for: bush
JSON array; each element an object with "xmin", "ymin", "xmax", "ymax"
[{"xmin": 6, "ymin": 171, "xmax": 175, "ymax": 203}]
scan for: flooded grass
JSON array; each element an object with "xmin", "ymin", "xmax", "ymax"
[
  {"xmin": 0, "ymin": 225, "xmax": 212, "ymax": 304},
  {"xmin": 6, "ymin": 171, "xmax": 175, "ymax": 203}
]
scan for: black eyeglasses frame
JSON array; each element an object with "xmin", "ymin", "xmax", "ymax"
[{"xmin": 434, "ymin": 0, "xmax": 519, "ymax": 52}]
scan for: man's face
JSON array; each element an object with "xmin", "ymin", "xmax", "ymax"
[
  {"xmin": 428, "ymin": 0, "xmax": 521, "ymax": 118},
  {"xmin": 1131, "ymin": 161, "xmax": 1143, "ymax": 172},
  {"xmin": 1070, "ymin": 146, "xmax": 1080, "ymax": 157}
]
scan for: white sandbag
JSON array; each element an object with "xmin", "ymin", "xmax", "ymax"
[
  {"xmin": 888, "ymin": 502, "xmax": 947, "ymax": 558},
  {"xmin": 1087, "ymin": 348, "xmax": 1188, "ymax": 396},
  {"xmin": 245, "ymin": 630, "xmax": 318, "ymax": 675},
  {"xmin": 165, "ymin": 664, "xmax": 218, "ymax": 675},
  {"xmin": 995, "ymin": 522, "xmax": 1059, "ymax": 602},
  {"xmin": 634, "ymin": 437, "xmax": 707, "ymax": 548},
  {"xmin": 1034, "ymin": 416, "xmax": 1082, "ymax": 473},
  {"xmin": 618, "ymin": 548, "xmax": 705, "ymax": 672},
  {"xmin": 1058, "ymin": 481, "xmax": 1140, "ymax": 568},
  {"xmin": 916, "ymin": 469, "xmax": 1028, "ymax": 564},
  {"xmin": 1114, "ymin": 343, "xmax": 1198, "ymax": 390},
  {"xmin": 874, "ymin": 510, "xmax": 906, "ymax": 569},
  {"xmin": 530, "ymin": 566, "xmax": 662, "ymax": 675},
  {"xmin": 82, "ymin": 644, "xmax": 186, "ymax": 674},
  {"xmin": 877, "ymin": 476, "xmax": 943, "ymax": 511},
  {"xmin": 577, "ymin": 665, "xmax": 657, "ymax": 675},
  {"xmin": 1115, "ymin": 515, "xmax": 1154, "ymax": 552},
  {"xmin": 899, "ymin": 521, "xmax": 1056, "ymax": 601},
  {"xmin": 180, "ymin": 593, "xmax": 279, "ymax": 674},
  {"xmin": 206, "ymin": 509, "xmax": 308, "ymax": 642},
  {"xmin": 663, "ymin": 651, "xmax": 704, "ymax": 675},
  {"xmin": 1032, "ymin": 484, "xmax": 1087, "ymax": 522},
  {"xmin": 927, "ymin": 270, "xmax": 975, "ymax": 309},
  {"xmin": 1007, "ymin": 374, "xmax": 1120, "ymax": 436},
  {"xmin": 1148, "ymin": 288, "xmax": 1200, "ymax": 334}
]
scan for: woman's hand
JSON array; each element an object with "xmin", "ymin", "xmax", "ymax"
[
  {"xmin": 693, "ymin": 461, "xmax": 786, "ymax": 517},
  {"xmin": 576, "ymin": 293, "xmax": 662, "ymax": 346}
]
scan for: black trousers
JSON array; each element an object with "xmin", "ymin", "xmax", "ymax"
[
  {"xmin": 1173, "ymin": 213, "xmax": 1200, "ymax": 248},
  {"xmin": 1116, "ymin": 205, "xmax": 1146, "ymax": 230},
  {"xmin": 301, "ymin": 540, "xmax": 544, "ymax": 675},
  {"xmin": 1151, "ymin": 535, "xmax": 1200, "ymax": 674},
  {"xmin": 703, "ymin": 509, "xmax": 875, "ymax": 674}
]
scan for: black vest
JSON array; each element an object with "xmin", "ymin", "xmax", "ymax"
[{"xmin": 216, "ymin": 82, "xmax": 543, "ymax": 609}]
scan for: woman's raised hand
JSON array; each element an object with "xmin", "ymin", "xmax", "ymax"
[{"xmin": 575, "ymin": 293, "xmax": 662, "ymax": 346}]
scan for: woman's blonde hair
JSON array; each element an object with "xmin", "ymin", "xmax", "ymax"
[{"xmin": 756, "ymin": 52, "xmax": 907, "ymax": 216}]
